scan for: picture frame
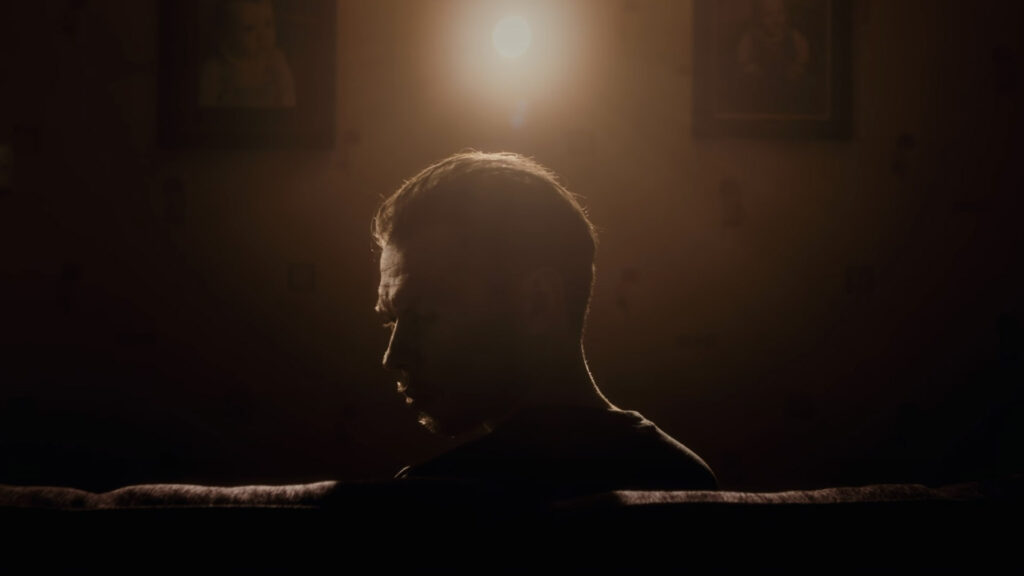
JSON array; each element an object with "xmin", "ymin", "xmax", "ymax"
[
  {"xmin": 158, "ymin": 0, "xmax": 336, "ymax": 149},
  {"xmin": 693, "ymin": 0, "xmax": 851, "ymax": 139}
]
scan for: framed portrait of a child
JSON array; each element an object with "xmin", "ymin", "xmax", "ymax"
[
  {"xmin": 159, "ymin": 0, "xmax": 336, "ymax": 148},
  {"xmin": 693, "ymin": 0, "xmax": 851, "ymax": 139}
]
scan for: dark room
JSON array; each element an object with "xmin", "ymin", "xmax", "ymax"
[{"xmin": 2, "ymin": 0, "xmax": 1022, "ymax": 572}]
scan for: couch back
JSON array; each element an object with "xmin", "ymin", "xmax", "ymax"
[{"xmin": 3, "ymin": 477, "xmax": 1020, "ymax": 574}]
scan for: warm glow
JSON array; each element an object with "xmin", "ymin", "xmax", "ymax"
[
  {"xmin": 492, "ymin": 15, "xmax": 532, "ymax": 58},
  {"xmin": 438, "ymin": 1, "xmax": 592, "ymax": 131}
]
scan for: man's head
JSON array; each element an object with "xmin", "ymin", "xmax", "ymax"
[{"xmin": 373, "ymin": 151, "xmax": 598, "ymax": 436}]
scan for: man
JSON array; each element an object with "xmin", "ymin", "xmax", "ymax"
[{"xmin": 373, "ymin": 151, "xmax": 717, "ymax": 496}]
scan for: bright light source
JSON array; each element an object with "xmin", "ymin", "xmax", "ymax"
[
  {"xmin": 443, "ymin": 3, "xmax": 587, "ymax": 130},
  {"xmin": 492, "ymin": 16, "xmax": 531, "ymax": 58}
]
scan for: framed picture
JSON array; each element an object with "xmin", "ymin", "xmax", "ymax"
[
  {"xmin": 693, "ymin": 0, "xmax": 851, "ymax": 139},
  {"xmin": 159, "ymin": 0, "xmax": 336, "ymax": 149}
]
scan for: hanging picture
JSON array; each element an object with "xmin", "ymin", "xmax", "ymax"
[
  {"xmin": 159, "ymin": 0, "xmax": 336, "ymax": 148},
  {"xmin": 693, "ymin": 0, "xmax": 851, "ymax": 139}
]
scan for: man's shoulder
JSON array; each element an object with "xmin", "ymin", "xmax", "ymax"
[{"xmin": 402, "ymin": 405, "xmax": 718, "ymax": 492}]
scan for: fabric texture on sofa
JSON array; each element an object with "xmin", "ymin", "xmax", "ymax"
[{"xmin": 3, "ymin": 476, "xmax": 1020, "ymax": 574}]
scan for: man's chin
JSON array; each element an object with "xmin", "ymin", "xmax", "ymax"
[
  {"xmin": 416, "ymin": 412, "xmax": 444, "ymax": 435},
  {"xmin": 415, "ymin": 409, "xmax": 481, "ymax": 439},
  {"xmin": 404, "ymin": 393, "xmax": 443, "ymax": 434}
]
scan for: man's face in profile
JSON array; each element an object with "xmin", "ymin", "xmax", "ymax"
[{"xmin": 376, "ymin": 234, "xmax": 524, "ymax": 437}]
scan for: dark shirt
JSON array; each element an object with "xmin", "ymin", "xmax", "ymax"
[{"xmin": 396, "ymin": 405, "xmax": 717, "ymax": 497}]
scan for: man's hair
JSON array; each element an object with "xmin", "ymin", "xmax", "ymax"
[{"xmin": 373, "ymin": 151, "xmax": 598, "ymax": 335}]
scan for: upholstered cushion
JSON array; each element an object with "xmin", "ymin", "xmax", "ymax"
[
  {"xmin": 0, "ymin": 480, "xmax": 337, "ymax": 509},
  {"xmin": 568, "ymin": 476, "xmax": 1020, "ymax": 507},
  {"xmin": 2, "ymin": 477, "xmax": 1019, "ymax": 574},
  {"xmin": 3, "ymin": 476, "xmax": 1016, "ymax": 510}
]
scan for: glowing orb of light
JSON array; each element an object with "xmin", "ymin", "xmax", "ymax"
[{"xmin": 492, "ymin": 15, "xmax": 532, "ymax": 59}]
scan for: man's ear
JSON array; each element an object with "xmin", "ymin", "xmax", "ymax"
[{"xmin": 516, "ymin": 267, "xmax": 567, "ymax": 335}]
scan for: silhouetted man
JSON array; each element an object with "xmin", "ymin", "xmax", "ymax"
[{"xmin": 373, "ymin": 151, "xmax": 717, "ymax": 497}]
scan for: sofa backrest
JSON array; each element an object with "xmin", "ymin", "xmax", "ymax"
[{"xmin": 3, "ymin": 476, "xmax": 1020, "ymax": 574}]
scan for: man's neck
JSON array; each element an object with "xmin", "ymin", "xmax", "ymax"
[{"xmin": 482, "ymin": 347, "xmax": 614, "ymax": 430}]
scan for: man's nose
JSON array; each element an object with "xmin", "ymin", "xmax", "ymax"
[{"xmin": 382, "ymin": 321, "xmax": 411, "ymax": 371}]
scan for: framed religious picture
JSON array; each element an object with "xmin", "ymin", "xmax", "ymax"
[
  {"xmin": 693, "ymin": 0, "xmax": 851, "ymax": 139},
  {"xmin": 158, "ymin": 0, "xmax": 336, "ymax": 149}
]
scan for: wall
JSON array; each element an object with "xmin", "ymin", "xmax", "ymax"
[{"xmin": 1, "ymin": 0, "xmax": 1021, "ymax": 491}]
